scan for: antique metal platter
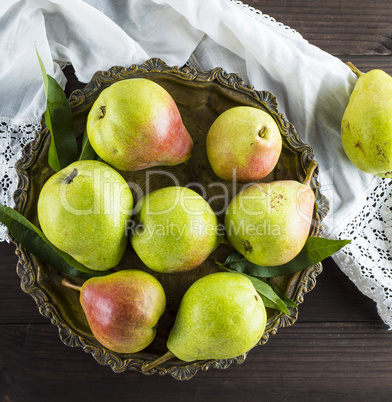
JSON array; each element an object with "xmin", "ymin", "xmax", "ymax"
[{"xmin": 12, "ymin": 58, "xmax": 329, "ymax": 380}]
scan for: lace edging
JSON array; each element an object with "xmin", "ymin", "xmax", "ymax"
[
  {"xmin": 227, "ymin": 0, "xmax": 302, "ymax": 39},
  {"xmin": 0, "ymin": 117, "xmax": 42, "ymax": 242},
  {"xmin": 332, "ymin": 177, "xmax": 392, "ymax": 329}
]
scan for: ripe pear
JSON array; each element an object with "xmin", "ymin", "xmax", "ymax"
[
  {"xmin": 341, "ymin": 63, "xmax": 392, "ymax": 178},
  {"xmin": 86, "ymin": 78, "xmax": 193, "ymax": 171},
  {"xmin": 224, "ymin": 161, "xmax": 317, "ymax": 266},
  {"xmin": 37, "ymin": 160, "xmax": 133, "ymax": 271},
  {"xmin": 142, "ymin": 271, "xmax": 267, "ymax": 371},
  {"xmin": 62, "ymin": 270, "xmax": 166, "ymax": 354},
  {"xmin": 130, "ymin": 186, "xmax": 222, "ymax": 273},
  {"xmin": 206, "ymin": 106, "xmax": 282, "ymax": 182}
]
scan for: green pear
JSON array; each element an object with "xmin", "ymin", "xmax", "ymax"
[
  {"xmin": 130, "ymin": 186, "xmax": 222, "ymax": 273},
  {"xmin": 62, "ymin": 269, "xmax": 166, "ymax": 354},
  {"xmin": 142, "ymin": 271, "xmax": 267, "ymax": 371},
  {"xmin": 206, "ymin": 106, "xmax": 282, "ymax": 182},
  {"xmin": 224, "ymin": 161, "xmax": 317, "ymax": 266},
  {"xmin": 37, "ymin": 160, "xmax": 133, "ymax": 271},
  {"xmin": 341, "ymin": 63, "xmax": 392, "ymax": 178},
  {"xmin": 86, "ymin": 78, "xmax": 193, "ymax": 172}
]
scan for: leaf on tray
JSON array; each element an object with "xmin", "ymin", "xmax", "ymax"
[
  {"xmin": 267, "ymin": 282, "xmax": 298, "ymax": 309},
  {"xmin": 245, "ymin": 274, "xmax": 292, "ymax": 314},
  {"xmin": 221, "ymin": 237, "xmax": 351, "ymax": 279},
  {"xmin": 217, "ymin": 262, "xmax": 294, "ymax": 314},
  {"xmin": 79, "ymin": 127, "xmax": 97, "ymax": 161},
  {"xmin": 0, "ymin": 203, "xmax": 107, "ymax": 279},
  {"xmin": 36, "ymin": 46, "xmax": 77, "ymax": 171},
  {"xmin": 216, "ymin": 236, "xmax": 350, "ymax": 314}
]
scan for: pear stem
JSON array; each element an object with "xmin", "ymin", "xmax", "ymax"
[
  {"xmin": 64, "ymin": 168, "xmax": 78, "ymax": 184},
  {"xmin": 141, "ymin": 350, "xmax": 176, "ymax": 373},
  {"xmin": 61, "ymin": 277, "xmax": 82, "ymax": 292},
  {"xmin": 258, "ymin": 125, "xmax": 268, "ymax": 138},
  {"xmin": 346, "ymin": 61, "xmax": 363, "ymax": 78},
  {"xmin": 303, "ymin": 159, "xmax": 318, "ymax": 187}
]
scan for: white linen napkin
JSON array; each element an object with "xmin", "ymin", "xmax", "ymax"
[{"xmin": 1, "ymin": 0, "xmax": 391, "ymax": 327}]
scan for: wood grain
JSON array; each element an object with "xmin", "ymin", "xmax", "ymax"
[
  {"xmin": 1, "ymin": 321, "xmax": 391, "ymax": 401},
  {"xmin": 248, "ymin": 1, "xmax": 392, "ymax": 56},
  {"xmin": 2, "ymin": 1, "xmax": 392, "ymax": 400}
]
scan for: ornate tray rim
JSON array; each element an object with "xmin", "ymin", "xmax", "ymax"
[{"xmin": 11, "ymin": 58, "xmax": 329, "ymax": 380}]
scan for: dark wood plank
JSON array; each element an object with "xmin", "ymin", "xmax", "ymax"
[
  {"xmin": 247, "ymin": 0, "xmax": 392, "ymax": 57},
  {"xmin": 0, "ymin": 242, "xmax": 47, "ymax": 324},
  {"xmin": 297, "ymin": 257, "xmax": 381, "ymax": 323},
  {"xmin": 336, "ymin": 55, "xmax": 392, "ymax": 75},
  {"xmin": 1, "ymin": 322, "xmax": 391, "ymax": 401}
]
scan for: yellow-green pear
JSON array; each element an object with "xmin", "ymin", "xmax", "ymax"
[
  {"xmin": 86, "ymin": 78, "xmax": 193, "ymax": 172},
  {"xmin": 62, "ymin": 270, "xmax": 166, "ymax": 354},
  {"xmin": 142, "ymin": 272, "xmax": 267, "ymax": 372},
  {"xmin": 37, "ymin": 160, "xmax": 133, "ymax": 271},
  {"xmin": 130, "ymin": 186, "xmax": 221, "ymax": 273},
  {"xmin": 224, "ymin": 161, "xmax": 317, "ymax": 266},
  {"xmin": 341, "ymin": 63, "xmax": 392, "ymax": 177}
]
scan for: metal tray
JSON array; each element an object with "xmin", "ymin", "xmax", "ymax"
[{"xmin": 12, "ymin": 58, "xmax": 329, "ymax": 380}]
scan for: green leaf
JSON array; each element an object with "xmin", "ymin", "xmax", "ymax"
[
  {"xmin": 222, "ymin": 237, "xmax": 351, "ymax": 279},
  {"xmin": 304, "ymin": 236, "xmax": 351, "ymax": 263},
  {"xmin": 246, "ymin": 275, "xmax": 290, "ymax": 314},
  {"xmin": 217, "ymin": 262, "xmax": 292, "ymax": 314},
  {"xmin": 36, "ymin": 46, "xmax": 77, "ymax": 171},
  {"xmin": 79, "ymin": 127, "xmax": 97, "ymax": 161},
  {"xmin": 0, "ymin": 203, "xmax": 108, "ymax": 279},
  {"xmin": 216, "ymin": 236, "xmax": 350, "ymax": 315},
  {"xmin": 267, "ymin": 282, "xmax": 298, "ymax": 309}
]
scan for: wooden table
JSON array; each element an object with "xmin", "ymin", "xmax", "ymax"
[{"xmin": 1, "ymin": 1, "xmax": 392, "ymax": 400}]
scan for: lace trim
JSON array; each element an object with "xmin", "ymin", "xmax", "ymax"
[
  {"xmin": 0, "ymin": 117, "xmax": 41, "ymax": 242},
  {"xmin": 333, "ymin": 177, "xmax": 392, "ymax": 329},
  {"xmin": 227, "ymin": 0, "xmax": 302, "ymax": 38}
]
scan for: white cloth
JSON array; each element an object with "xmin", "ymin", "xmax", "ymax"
[{"xmin": 1, "ymin": 0, "xmax": 391, "ymax": 327}]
